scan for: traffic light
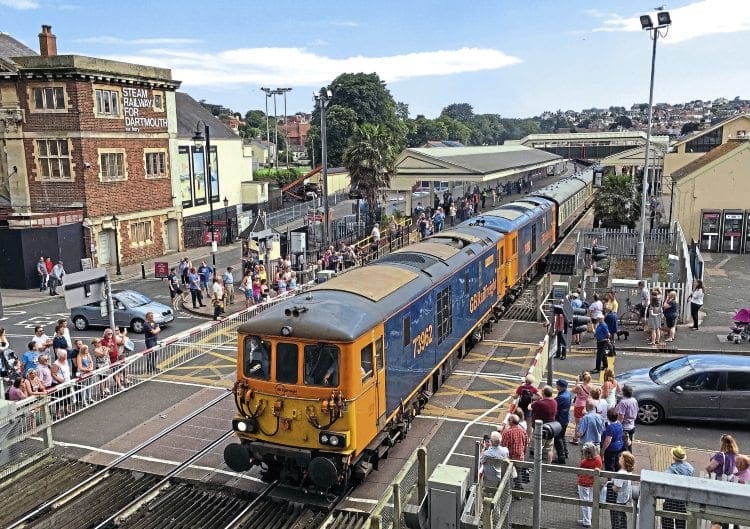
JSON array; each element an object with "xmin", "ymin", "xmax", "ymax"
[
  {"xmin": 572, "ymin": 314, "xmax": 590, "ymax": 334},
  {"xmin": 590, "ymin": 245, "xmax": 609, "ymax": 274}
]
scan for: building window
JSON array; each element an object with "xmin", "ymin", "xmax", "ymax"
[
  {"xmin": 686, "ymin": 126, "xmax": 723, "ymax": 153},
  {"xmin": 32, "ymin": 87, "xmax": 66, "ymax": 110},
  {"xmin": 36, "ymin": 139, "xmax": 72, "ymax": 181},
  {"xmin": 437, "ymin": 286, "xmax": 452, "ymax": 344},
  {"xmin": 130, "ymin": 220, "xmax": 153, "ymax": 245},
  {"xmin": 152, "ymin": 92, "xmax": 164, "ymax": 111},
  {"xmin": 99, "ymin": 151, "xmax": 126, "ymax": 182},
  {"xmin": 145, "ymin": 151, "xmax": 167, "ymax": 178},
  {"xmin": 95, "ymin": 89, "xmax": 120, "ymax": 117}
]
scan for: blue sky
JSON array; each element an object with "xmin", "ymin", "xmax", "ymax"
[{"xmin": 2, "ymin": 0, "xmax": 749, "ymax": 118}]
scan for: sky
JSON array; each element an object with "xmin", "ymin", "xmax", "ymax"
[{"xmin": 2, "ymin": 0, "xmax": 749, "ymax": 119}]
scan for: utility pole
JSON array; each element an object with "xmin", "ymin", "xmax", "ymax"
[
  {"xmin": 315, "ymin": 88, "xmax": 333, "ymax": 249},
  {"xmin": 272, "ymin": 89, "xmax": 279, "ymax": 170},
  {"xmin": 260, "ymin": 87, "xmax": 272, "ymax": 165},
  {"xmin": 277, "ymin": 88, "xmax": 293, "ymax": 168}
]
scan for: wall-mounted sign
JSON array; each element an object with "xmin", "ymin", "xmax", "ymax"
[{"xmin": 123, "ymin": 88, "xmax": 168, "ymax": 132}]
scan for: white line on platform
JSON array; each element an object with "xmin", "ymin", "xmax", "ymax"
[
  {"xmin": 52, "ymin": 440, "xmax": 264, "ymax": 482},
  {"xmin": 149, "ymin": 379, "xmax": 230, "ymax": 390},
  {"xmin": 453, "ymin": 370, "xmax": 524, "ymax": 381},
  {"xmin": 442, "ymin": 394, "xmax": 511, "ymax": 465}
]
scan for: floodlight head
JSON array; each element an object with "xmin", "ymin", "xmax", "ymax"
[
  {"xmin": 192, "ymin": 123, "xmax": 205, "ymax": 147},
  {"xmin": 656, "ymin": 11, "xmax": 671, "ymax": 26},
  {"xmin": 640, "ymin": 15, "xmax": 654, "ymax": 29}
]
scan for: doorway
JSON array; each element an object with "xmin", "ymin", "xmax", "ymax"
[
  {"xmin": 98, "ymin": 229, "xmax": 115, "ymax": 265},
  {"xmin": 165, "ymin": 219, "xmax": 179, "ymax": 252}
]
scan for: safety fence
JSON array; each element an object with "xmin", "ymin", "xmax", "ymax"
[
  {"xmin": 0, "ymin": 395, "xmax": 53, "ymax": 481},
  {"xmin": 579, "ymin": 227, "xmax": 677, "ymax": 257},
  {"xmin": 42, "ymin": 283, "xmax": 316, "ymax": 424},
  {"xmin": 368, "ymin": 447, "xmax": 428, "ymax": 529}
]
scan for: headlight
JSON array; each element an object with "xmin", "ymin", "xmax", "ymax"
[
  {"xmin": 320, "ymin": 434, "xmax": 329, "ymax": 444},
  {"xmin": 237, "ymin": 421, "xmax": 247, "ymax": 432},
  {"xmin": 329, "ymin": 436, "xmax": 339, "ymax": 446},
  {"xmin": 319, "ymin": 431, "xmax": 347, "ymax": 447}
]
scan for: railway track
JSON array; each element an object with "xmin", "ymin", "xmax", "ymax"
[{"xmin": 1, "ymin": 389, "xmax": 364, "ymax": 529}]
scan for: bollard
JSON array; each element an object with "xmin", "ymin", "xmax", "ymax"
[{"xmin": 141, "ymin": 262, "xmax": 146, "ymax": 279}]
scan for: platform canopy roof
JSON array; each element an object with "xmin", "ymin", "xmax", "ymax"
[
  {"xmin": 390, "ymin": 145, "xmax": 562, "ymax": 191},
  {"xmin": 599, "ymin": 143, "xmax": 667, "ymax": 168}
]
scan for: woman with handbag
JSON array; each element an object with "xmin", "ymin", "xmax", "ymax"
[
  {"xmin": 705, "ymin": 434, "xmax": 739, "ymax": 480},
  {"xmin": 688, "ymin": 279, "xmax": 705, "ymax": 330}
]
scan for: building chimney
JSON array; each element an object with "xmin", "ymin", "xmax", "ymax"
[{"xmin": 38, "ymin": 25, "xmax": 57, "ymax": 57}]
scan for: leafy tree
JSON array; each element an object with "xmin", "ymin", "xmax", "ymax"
[
  {"xmin": 395, "ymin": 101, "xmax": 410, "ymax": 121},
  {"xmin": 308, "ymin": 73, "xmax": 406, "ymax": 167},
  {"xmin": 680, "ymin": 121, "xmax": 700, "ymax": 136},
  {"xmin": 609, "ymin": 115, "xmax": 633, "ymax": 130},
  {"xmin": 440, "ymin": 103, "xmax": 474, "ymax": 123},
  {"xmin": 437, "ymin": 116, "xmax": 471, "ymax": 144},
  {"xmin": 244, "ymin": 110, "xmax": 267, "ymax": 130},
  {"xmin": 593, "ymin": 173, "xmax": 639, "ymax": 229},
  {"xmin": 307, "ymin": 105, "xmax": 358, "ymax": 167},
  {"xmin": 405, "ymin": 116, "xmax": 448, "ymax": 147},
  {"xmin": 343, "ymin": 123, "xmax": 398, "ymax": 215},
  {"xmin": 239, "ymin": 125, "xmax": 261, "ymax": 139}
]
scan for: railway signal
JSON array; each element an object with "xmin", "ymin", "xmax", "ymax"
[{"xmin": 584, "ymin": 245, "xmax": 609, "ymax": 274}]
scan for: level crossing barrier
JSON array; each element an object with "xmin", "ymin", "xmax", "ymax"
[{"xmin": 0, "ymin": 395, "xmax": 53, "ymax": 481}]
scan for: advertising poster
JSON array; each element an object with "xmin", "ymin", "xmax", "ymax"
[
  {"xmin": 192, "ymin": 147, "xmax": 206, "ymax": 206},
  {"xmin": 178, "ymin": 146, "xmax": 192, "ymax": 207},
  {"xmin": 209, "ymin": 145, "xmax": 219, "ymax": 203}
]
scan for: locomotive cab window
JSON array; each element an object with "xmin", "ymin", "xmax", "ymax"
[
  {"xmin": 276, "ymin": 342, "xmax": 298, "ymax": 383},
  {"xmin": 244, "ymin": 336, "xmax": 271, "ymax": 380},
  {"xmin": 304, "ymin": 344, "xmax": 340, "ymax": 387},
  {"xmin": 360, "ymin": 343, "xmax": 374, "ymax": 382},
  {"xmin": 437, "ymin": 286, "xmax": 453, "ymax": 344},
  {"xmin": 531, "ymin": 224, "xmax": 537, "ymax": 253},
  {"xmin": 375, "ymin": 337, "xmax": 384, "ymax": 371}
]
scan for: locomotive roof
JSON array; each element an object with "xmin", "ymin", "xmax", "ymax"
[{"xmin": 238, "ymin": 229, "xmax": 500, "ymax": 342}]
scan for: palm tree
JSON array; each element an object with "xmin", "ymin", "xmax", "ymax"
[
  {"xmin": 342, "ymin": 123, "xmax": 398, "ymax": 220},
  {"xmin": 593, "ymin": 172, "xmax": 639, "ymax": 229}
]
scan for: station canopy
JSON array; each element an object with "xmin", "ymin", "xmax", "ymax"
[{"xmin": 389, "ymin": 145, "xmax": 563, "ymax": 191}]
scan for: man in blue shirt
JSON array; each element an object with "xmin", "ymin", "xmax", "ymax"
[
  {"xmin": 592, "ymin": 315, "xmax": 611, "ymax": 374},
  {"xmin": 554, "ymin": 379, "xmax": 572, "ymax": 464},
  {"xmin": 604, "ymin": 307, "xmax": 618, "ymax": 357},
  {"xmin": 574, "ymin": 401, "xmax": 606, "ymax": 448}
]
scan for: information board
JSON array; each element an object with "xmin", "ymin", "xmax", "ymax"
[{"xmin": 699, "ymin": 210, "xmax": 721, "ymax": 252}]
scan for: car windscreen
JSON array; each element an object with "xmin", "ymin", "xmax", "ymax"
[
  {"xmin": 651, "ymin": 356, "xmax": 695, "ymax": 385},
  {"xmin": 117, "ymin": 291, "xmax": 151, "ymax": 307}
]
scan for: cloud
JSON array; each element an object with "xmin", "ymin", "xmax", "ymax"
[
  {"xmin": 73, "ymin": 36, "xmax": 202, "ymax": 46},
  {"xmin": 590, "ymin": 0, "xmax": 750, "ymax": 43},
  {"xmin": 106, "ymin": 46, "xmax": 522, "ymax": 88},
  {"xmin": 0, "ymin": 0, "xmax": 39, "ymax": 9},
  {"xmin": 328, "ymin": 20, "xmax": 359, "ymax": 27}
]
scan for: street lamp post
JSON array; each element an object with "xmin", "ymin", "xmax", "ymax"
[
  {"xmin": 272, "ymin": 89, "xmax": 279, "ymax": 170},
  {"xmin": 192, "ymin": 121, "xmax": 216, "ymax": 266},
  {"xmin": 277, "ymin": 87, "xmax": 292, "ymax": 168},
  {"xmin": 636, "ymin": 9, "xmax": 671, "ymax": 280},
  {"xmin": 315, "ymin": 87, "xmax": 333, "ymax": 249},
  {"xmin": 260, "ymin": 87, "xmax": 272, "ymax": 165},
  {"xmin": 111, "ymin": 214, "xmax": 121, "ymax": 275},
  {"xmin": 223, "ymin": 196, "xmax": 231, "ymax": 245}
]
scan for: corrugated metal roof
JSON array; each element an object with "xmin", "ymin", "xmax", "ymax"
[
  {"xmin": 175, "ymin": 92, "xmax": 239, "ymax": 140},
  {"xmin": 405, "ymin": 145, "xmax": 561, "ymax": 174}
]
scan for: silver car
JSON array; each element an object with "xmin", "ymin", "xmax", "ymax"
[
  {"xmin": 616, "ymin": 354, "xmax": 750, "ymax": 425},
  {"xmin": 70, "ymin": 289, "xmax": 174, "ymax": 334}
]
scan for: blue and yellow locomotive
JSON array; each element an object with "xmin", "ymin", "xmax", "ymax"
[{"xmin": 224, "ymin": 169, "xmax": 594, "ymax": 491}]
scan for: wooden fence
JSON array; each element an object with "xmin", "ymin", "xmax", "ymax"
[{"xmin": 579, "ymin": 227, "xmax": 676, "ymax": 257}]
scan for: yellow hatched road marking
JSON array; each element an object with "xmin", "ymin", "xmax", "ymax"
[{"xmin": 159, "ymin": 374, "xmax": 234, "ymax": 387}]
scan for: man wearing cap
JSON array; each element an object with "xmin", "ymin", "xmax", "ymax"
[
  {"xmin": 50, "ymin": 259, "xmax": 65, "ymax": 296},
  {"xmin": 222, "ymin": 267, "xmax": 235, "ymax": 305},
  {"xmin": 592, "ymin": 315, "xmax": 611, "ymax": 374},
  {"xmin": 662, "ymin": 446, "xmax": 694, "ymax": 529},
  {"xmin": 554, "ymin": 379, "xmax": 572, "ymax": 464}
]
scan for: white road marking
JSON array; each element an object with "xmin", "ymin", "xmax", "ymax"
[
  {"xmin": 50, "ymin": 440, "xmax": 263, "ymax": 482},
  {"xmin": 441, "ymin": 395, "xmax": 512, "ymax": 465}
]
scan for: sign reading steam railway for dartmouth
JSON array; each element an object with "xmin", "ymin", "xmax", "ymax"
[{"xmin": 123, "ymin": 87, "xmax": 168, "ymax": 132}]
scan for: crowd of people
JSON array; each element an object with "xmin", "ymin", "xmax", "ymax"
[
  {"xmin": 478, "ymin": 368, "xmax": 747, "ymax": 528},
  {"xmin": 2, "ymin": 321, "xmax": 141, "ymax": 419}
]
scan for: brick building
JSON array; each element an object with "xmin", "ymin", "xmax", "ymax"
[{"xmin": 0, "ymin": 26, "xmax": 181, "ymax": 288}]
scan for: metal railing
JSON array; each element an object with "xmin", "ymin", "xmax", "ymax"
[
  {"xmin": 368, "ymin": 447, "xmax": 428, "ymax": 529},
  {"xmin": 43, "ymin": 283, "xmax": 316, "ymax": 424},
  {"xmin": 0, "ymin": 396, "xmax": 53, "ymax": 481}
]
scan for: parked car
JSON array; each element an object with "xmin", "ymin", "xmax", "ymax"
[
  {"xmin": 70, "ymin": 289, "xmax": 174, "ymax": 334},
  {"xmin": 616, "ymin": 354, "xmax": 750, "ymax": 425}
]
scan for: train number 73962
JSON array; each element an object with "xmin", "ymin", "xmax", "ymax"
[{"xmin": 412, "ymin": 324, "xmax": 433, "ymax": 358}]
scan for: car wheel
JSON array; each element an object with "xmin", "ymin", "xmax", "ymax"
[
  {"xmin": 131, "ymin": 318, "xmax": 145, "ymax": 334},
  {"xmin": 637, "ymin": 401, "xmax": 664, "ymax": 425},
  {"xmin": 72, "ymin": 315, "xmax": 89, "ymax": 331}
]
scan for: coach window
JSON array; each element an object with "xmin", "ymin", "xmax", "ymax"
[
  {"xmin": 276, "ymin": 342, "xmax": 298, "ymax": 383},
  {"xmin": 402, "ymin": 316, "xmax": 411, "ymax": 347},
  {"xmin": 304, "ymin": 344, "xmax": 340, "ymax": 386},
  {"xmin": 244, "ymin": 336, "xmax": 270, "ymax": 380},
  {"xmin": 360, "ymin": 343, "xmax": 374, "ymax": 382},
  {"xmin": 375, "ymin": 337, "xmax": 384, "ymax": 371}
]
